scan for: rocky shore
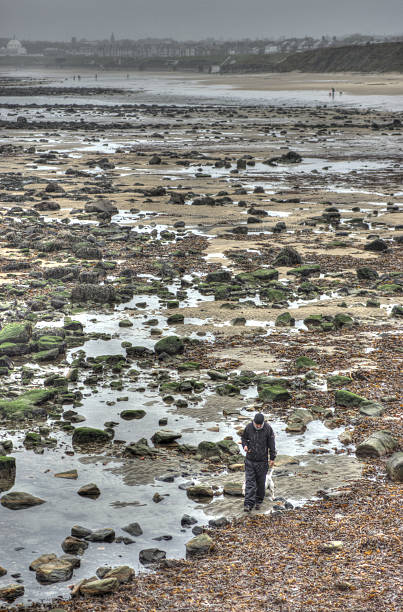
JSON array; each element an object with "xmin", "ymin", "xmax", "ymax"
[{"xmin": 0, "ymin": 76, "xmax": 401, "ymax": 610}]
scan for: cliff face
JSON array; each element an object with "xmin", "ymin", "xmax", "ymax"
[{"xmin": 275, "ymin": 42, "xmax": 403, "ymax": 73}]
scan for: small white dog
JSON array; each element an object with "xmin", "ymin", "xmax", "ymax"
[{"xmin": 242, "ymin": 467, "xmax": 274, "ymax": 502}]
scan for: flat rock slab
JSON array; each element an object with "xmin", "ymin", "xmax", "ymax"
[
  {"xmin": 1, "ymin": 491, "xmax": 46, "ymax": 510},
  {"xmin": 55, "ymin": 470, "xmax": 78, "ymax": 479},
  {"xmin": 35, "ymin": 559, "xmax": 74, "ymax": 583},
  {"xmin": 79, "ymin": 577, "xmax": 119, "ymax": 595}
]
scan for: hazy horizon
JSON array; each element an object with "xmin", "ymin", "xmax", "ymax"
[{"xmin": 0, "ymin": 0, "xmax": 402, "ymax": 42}]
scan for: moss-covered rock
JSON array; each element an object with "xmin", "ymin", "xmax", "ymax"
[
  {"xmin": 216, "ymin": 439, "xmax": 240, "ymax": 456},
  {"xmin": 273, "ymin": 246, "xmax": 302, "ymax": 267},
  {"xmin": 177, "ymin": 361, "xmax": 200, "ymax": 371},
  {"xmin": 37, "ymin": 335, "xmax": 65, "ymax": 352},
  {"xmin": 32, "ymin": 348, "xmax": 60, "ymax": 362},
  {"xmin": 216, "ymin": 383, "xmax": 240, "ymax": 396},
  {"xmin": 262, "ymin": 288, "xmax": 287, "ymax": 303},
  {"xmin": 295, "ymin": 356, "xmax": 318, "ymax": 370},
  {"xmin": 120, "ymin": 410, "xmax": 146, "ymax": 420},
  {"xmin": 335, "ymin": 390, "xmax": 367, "ymax": 407},
  {"xmin": 0, "ymin": 322, "xmax": 31, "ymax": 345},
  {"xmin": 287, "ymin": 264, "xmax": 320, "ymax": 278},
  {"xmin": 251, "ymin": 268, "xmax": 279, "ymax": 282},
  {"xmin": 391, "ymin": 305, "xmax": 403, "ymax": 317},
  {"xmin": 377, "ymin": 283, "xmax": 401, "ymax": 293},
  {"xmin": 334, "ymin": 313, "xmax": 354, "ymax": 329},
  {"xmin": 167, "ymin": 314, "xmax": 184, "ymax": 324},
  {"xmin": 206, "ymin": 270, "xmax": 231, "ymax": 283},
  {"xmin": 154, "ymin": 336, "xmax": 184, "ymax": 356},
  {"xmin": 0, "ymin": 389, "xmax": 57, "ymax": 420},
  {"xmin": 72, "ymin": 427, "xmax": 110, "ymax": 445},
  {"xmin": 304, "ymin": 314, "xmax": 335, "ymax": 332},
  {"xmin": 275, "ymin": 312, "xmax": 295, "ymax": 327},
  {"xmin": 356, "ymin": 267, "xmax": 379, "ymax": 280},
  {"xmin": 0, "ymin": 456, "xmax": 16, "ymax": 478},
  {"xmin": 0, "ymin": 342, "xmax": 30, "ymax": 357},
  {"xmin": 259, "ymin": 385, "xmax": 291, "ymax": 402},
  {"xmin": 327, "ymin": 375, "xmax": 352, "ymax": 388},
  {"xmin": 197, "ymin": 441, "xmax": 221, "ymax": 458}
]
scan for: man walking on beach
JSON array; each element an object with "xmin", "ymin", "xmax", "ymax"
[{"xmin": 242, "ymin": 413, "xmax": 276, "ymax": 512}]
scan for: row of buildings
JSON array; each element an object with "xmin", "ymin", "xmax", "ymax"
[{"xmin": 1, "ymin": 33, "xmax": 402, "ymax": 61}]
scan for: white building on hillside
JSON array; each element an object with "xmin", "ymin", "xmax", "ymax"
[{"xmin": 0, "ymin": 38, "xmax": 27, "ymax": 56}]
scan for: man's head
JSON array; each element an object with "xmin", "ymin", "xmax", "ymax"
[{"xmin": 253, "ymin": 413, "xmax": 264, "ymax": 429}]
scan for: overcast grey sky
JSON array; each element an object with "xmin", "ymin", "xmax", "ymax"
[{"xmin": 1, "ymin": 0, "xmax": 402, "ymax": 41}]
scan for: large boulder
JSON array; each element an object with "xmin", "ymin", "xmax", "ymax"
[
  {"xmin": 154, "ymin": 336, "xmax": 184, "ymax": 356},
  {"xmin": 356, "ymin": 431, "xmax": 398, "ymax": 458},
  {"xmin": 29, "ymin": 553, "xmax": 57, "ymax": 571},
  {"xmin": 364, "ymin": 239, "xmax": 388, "ymax": 252},
  {"xmin": 275, "ymin": 312, "xmax": 295, "ymax": 327},
  {"xmin": 35, "ymin": 559, "xmax": 74, "ymax": 584},
  {"xmin": 151, "ymin": 430, "xmax": 182, "ymax": 444},
  {"xmin": 186, "ymin": 534, "xmax": 214, "ymax": 556},
  {"xmin": 72, "ymin": 427, "xmax": 110, "ymax": 445},
  {"xmin": 85, "ymin": 528, "xmax": 115, "ymax": 542},
  {"xmin": 102, "ymin": 565, "xmax": 134, "ymax": 583},
  {"xmin": 77, "ymin": 483, "xmax": 101, "ymax": 497},
  {"xmin": 61, "ymin": 536, "xmax": 88, "ymax": 555},
  {"xmin": 386, "ymin": 452, "xmax": 403, "ymax": 482},
  {"xmin": 286, "ymin": 408, "xmax": 314, "ymax": 433},
  {"xmin": 71, "ymin": 284, "xmax": 115, "ymax": 303},
  {"xmin": 79, "ymin": 577, "xmax": 119, "ymax": 595},
  {"xmin": 0, "ymin": 388, "xmax": 56, "ymax": 420},
  {"xmin": 197, "ymin": 440, "xmax": 221, "ymax": 459},
  {"xmin": 335, "ymin": 390, "xmax": 384, "ymax": 416},
  {"xmin": 186, "ymin": 485, "xmax": 214, "ymax": 500},
  {"xmin": 122, "ymin": 522, "xmax": 143, "ymax": 537},
  {"xmin": 0, "ymin": 322, "xmax": 31, "ymax": 344},
  {"xmin": 206, "ymin": 270, "xmax": 232, "ymax": 283},
  {"xmin": 0, "ymin": 456, "xmax": 15, "ymax": 480},
  {"xmin": 356, "ymin": 266, "xmax": 379, "ymax": 280},
  {"xmin": 273, "ymin": 246, "xmax": 302, "ymax": 267},
  {"xmin": 259, "ymin": 385, "xmax": 291, "ymax": 402},
  {"xmin": 1, "ymin": 491, "xmax": 45, "ymax": 510},
  {"xmin": 139, "ymin": 548, "xmax": 166, "ymax": 566}
]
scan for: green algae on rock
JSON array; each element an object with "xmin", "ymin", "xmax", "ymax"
[
  {"xmin": 259, "ymin": 385, "xmax": 291, "ymax": 402},
  {"xmin": 154, "ymin": 335, "xmax": 184, "ymax": 355},
  {"xmin": 0, "ymin": 321, "xmax": 32, "ymax": 345},
  {"xmin": 0, "ymin": 388, "xmax": 57, "ymax": 420},
  {"xmin": 71, "ymin": 427, "xmax": 110, "ymax": 445}
]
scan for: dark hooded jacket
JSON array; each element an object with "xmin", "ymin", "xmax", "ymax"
[{"xmin": 241, "ymin": 421, "xmax": 276, "ymax": 462}]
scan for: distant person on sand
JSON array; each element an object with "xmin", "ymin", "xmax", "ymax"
[{"xmin": 241, "ymin": 413, "xmax": 276, "ymax": 512}]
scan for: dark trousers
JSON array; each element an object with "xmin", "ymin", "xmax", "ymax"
[{"xmin": 244, "ymin": 459, "xmax": 268, "ymax": 508}]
